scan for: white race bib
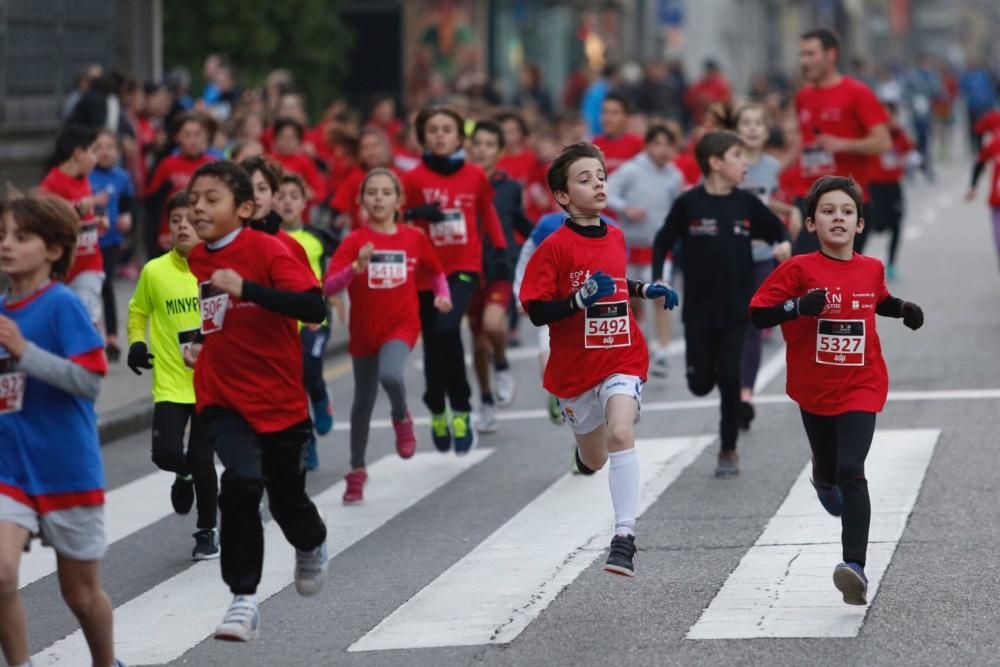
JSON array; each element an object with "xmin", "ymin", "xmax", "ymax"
[
  {"xmin": 584, "ymin": 301, "xmax": 631, "ymax": 349},
  {"xmin": 0, "ymin": 372, "xmax": 27, "ymax": 414},
  {"xmin": 77, "ymin": 223, "xmax": 100, "ymax": 256},
  {"xmin": 429, "ymin": 209, "xmax": 468, "ymax": 246},
  {"xmin": 199, "ymin": 282, "xmax": 229, "ymax": 335},
  {"xmin": 800, "ymin": 145, "xmax": 836, "ymax": 178},
  {"xmin": 367, "ymin": 251, "xmax": 408, "ymax": 289},
  {"xmin": 177, "ymin": 328, "xmax": 199, "ymax": 356},
  {"xmin": 816, "ymin": 319, "xmax": 865, "ymax": 366}
]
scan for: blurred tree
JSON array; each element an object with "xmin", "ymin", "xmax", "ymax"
[{"xmin": 163, "ymin": 0, "xmax": 353, "ymax": 116}]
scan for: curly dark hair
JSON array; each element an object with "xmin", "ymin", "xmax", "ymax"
[{"xmin": 189, "ymin": 160, "xmax": 254, "ymax": 208}]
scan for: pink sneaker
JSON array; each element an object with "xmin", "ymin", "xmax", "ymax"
[
  {"xmin": 393, "ymin": 412, "xmax": 417, "ymax": 459},
  {"xmin": 342, "ymin": 469, "xmax": 367, "ymax": 505}
]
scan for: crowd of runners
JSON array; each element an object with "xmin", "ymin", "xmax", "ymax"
[{"xmin": 4, "ymin": 24, "xmax": 1000, "ymax": 667}]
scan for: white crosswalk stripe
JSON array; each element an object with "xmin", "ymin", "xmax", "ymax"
[{"xmin": 32, "ymin": 450, "xmax": 492, "ymax": 666}]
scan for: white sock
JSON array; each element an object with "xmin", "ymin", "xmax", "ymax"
[{"xmin": 608, "ymin": 448, "xmax": 640, "ymax": 536}]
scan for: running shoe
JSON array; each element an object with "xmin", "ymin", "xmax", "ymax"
[
  {"xmin": 738, "ymin": 401, "xmax": 755, "ymax": 431},
  {"xmin": 393, "ymin": 413, "xmax": 416, "ymax": 459},
  {"xmin": 649, "ymin": 351, "xmax": 670, "ymax": 379},
  {"xmin": 342, "ymin": 469, "xmax": 367, "ymax": 505},
  {"xmin": 548, "ymin": 394, "xmax": 564, "ymax": 425},
  {"xmin": 452, "ymin": 412, "xmax": 476, "ymax": 454},
  {"xmin": 475, "ymin": 403, "xmax": 498, "ymax": 434},
  {"xmin": 170, "ymin": 475, "xmax": 194, "ymax": 515},
  {"xmin": 833, "ymin": 562, "xmax": 868, "ymax": 605},
  {"xmin": 810, "ymin": 478, "xmax": 844, "ymax": 517},
  {"xmin": 214, "ymin": 595, "xmax": 260, "ymax": 642},
  {"xmin": 312, "ymin": 395, "xmax": 333, "ymax": 436},
  {"xmin": 431, "ymin": 412, "xmax": 452, "ymax": 452},
  {"xmin": 715, "ymin": 451, "xmax": 739, "ymax": 478},
  {"xmin": 294, "ymin": 542, "xmax": 328, "ymax": 597},
  {"xmin": 192, "ymin": 529, "xmax": 220, "ymax": 560},
  {"xmin": 494, "ymin": 369, "xmax": 515, "ymax": 407},
  {"xmin": 604, "ymin": 534, "xmax": 637, "ymax": 577},
  {"xmin": 304, "ymin": 437, "xmax": 319, "ymax": 471}
]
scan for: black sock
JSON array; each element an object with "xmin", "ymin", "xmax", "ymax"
[
  {"xmin": 575, "ymin": 448, "xmax": 596, "ymax": 475},
  {"xmin": 494, "ymin": 359, "xmax": 510, "ymax": 372},
  {"xmin": 481, "ymin": 392, "xmax": 494, "ymax": 405}
]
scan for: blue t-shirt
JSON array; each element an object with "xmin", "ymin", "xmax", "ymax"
[
  {"xmin": 0, "ymin": 284, "xmax": 104, "ymax": 502},
  {"xmin": 89, "ymin": 164, "xmax": 135, "ymax": 249}
]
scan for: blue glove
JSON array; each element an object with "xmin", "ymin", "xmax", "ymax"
[
  {"xmin": 645, "ymin": 283, "xmax": 679, "ymax": 310},
  {"xmin": 574, "ymin": 271, "xmax": 617, "ymax": 309}
]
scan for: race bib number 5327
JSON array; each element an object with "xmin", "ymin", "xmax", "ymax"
[
  {"xmin": 585, "ymin": 301, "xmax": 630, "ymax": 349},
  {"xmin": 816, "ymin": 319, "xmax": 865, "ymax": 366}
]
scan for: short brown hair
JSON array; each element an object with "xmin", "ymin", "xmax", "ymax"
[
  {"xmin": 360, "ymin": 167, "xmax": 403, "ymax": 200},
  {"xmin": 239, "ymin": 155, "xmax": 282, "ymax": 193},
  {"xmin": 166, "ymin": 190, "xmax": 189, "ymax": 216},
  {"xmin": 2, "ymin": 196, "xmax": 79, "ymax": 281},
  {"xmin": 804, "ymin": 175, "xmax": 863, "ymax": 221},
  {"xmin": 546, "ymin": 141, "xmax": 606, "ymax": 203},
  {"xmin": 172, "ymin": 110, "xmax": 215, "ymax": 138},
  {"xmin": 279, "ymin": 173, "xmax": 308, "ymax": 199},
  {"xmin": 694, "ymin": 130, "xmax": 744, "ymax": 176},
  {"xmin": 414, "ymin": 106, "xmax": 465, "ymax": 146}
]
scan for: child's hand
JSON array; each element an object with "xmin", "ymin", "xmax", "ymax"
[
  {"xmin": 796, "ymin": 289, "xmax": 828, "ymax": 316},
  {"xmin": 183, "ymin": 342, "xmax": 202, "ymax": 369},
  {"xmin": 118, "ymin": 212, "xmax": 133, "ymax": 234},
  {"xmin": 646, "ymin": 282, "xmax": 679, "ymax": 310},
  {"xmin": 210, "ymin": 269, "xmax": 244, "ymax": 297},
  {"xmin": 902, "ymin": 302, "xmax": 924, "ymax": 330},
  {"xmin": 93, "ymin": 190, "xmax": 111, "ymax": 207},
  {"xmin": 0, "ymin": 315, "xmax": 27, "ymax": 359},
  {"xmin": 434, "ymin": 296, "xmax": 453, "ymax": 313},
  {"xmin": 965, "ymin": 189, "xmax": 976, "ymax": 202},
  {"xmin": 354, "ymin": 243, "xmax": 375, "ymax": 273},
  {"xmin": 773, "ymin": 241, "xmax": 792, "ymax": 262}
]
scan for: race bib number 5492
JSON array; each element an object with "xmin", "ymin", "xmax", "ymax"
[
  {"xmin": 816, "ymin": 319, "xmax": 865, "ymax": 366},
  {"xmin": 585, "ymin": 301, "xmax": 630, "ymax": 349}
]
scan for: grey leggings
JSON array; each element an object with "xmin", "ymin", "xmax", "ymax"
[{"xmin": 350, "ymin": 339, "xmax": 410, "ymax": 469}]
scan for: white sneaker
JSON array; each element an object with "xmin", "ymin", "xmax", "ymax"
[
  {"xmin": 494, "ymin": 369, "xmax": 515, "ymax": 407},
  {"xmin": 214, "ymin": 595, "xmax": 260, "ymax": 642},
  {"xmin": 475, "ymin": 403, "xmax": 498, "ymax": 433},
  {"xmin": 294, "ymin": 542, "xmax": 328, "ymax": 597},
  {"xmin": 649, "ymin": 350, "xmax": 669, "ymax": 379}
]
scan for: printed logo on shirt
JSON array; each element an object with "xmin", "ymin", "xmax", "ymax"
[
  {"xmin": 733, "ymin": 219, "xmax": 751, "ymax": 237},
  {"xmin": 569, "ymin": 270, "xmax": 592, "ymax": 290},
  {"xmin": 165, "ymin": 296, "xmax": 200, "ymax": 316},
  {"xmin": 689, "ymin": 218, "xmax": 718, "ymax": 236}
]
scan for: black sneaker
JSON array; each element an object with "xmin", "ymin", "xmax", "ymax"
[
  {"xmin": 192, "ymin": 529, "xmax": 220, "ymax": 560},
  {"xmin": 171, "ymin": 475, "xmax": 195, "ymax": 515},
  {"xmin": 738, "ymin": 400, "xmax": 755, "ymax": 431},
  {"xmin": 604, "ymin": 534, "xmax": 637, "ymax": 577},
  {"xmin": 715, "ymin": 451, "xmax": 739, "ymax": 478}
]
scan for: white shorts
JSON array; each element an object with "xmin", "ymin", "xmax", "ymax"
[
  {"xmin": 537, "ymin": 324, "xmax": 550, "ymax": 353},
  {"xmin": 0, "ymin": 494, "xmax": 107, "ymax": 561},
  {"xmin": 69, "ymin": 270, "xmax": 105, "ymax": 328},
  {"xmin": 559, "ymin": 373, "xmax": 643, "ymax": 435}
]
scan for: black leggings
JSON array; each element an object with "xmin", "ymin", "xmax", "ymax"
[
  {"xmin": 419, "ymin": 271, "xmax": 478, "ymax": 414},
  {"xmin": 800, "ymin": 409, "xmax": 876, "ymax": 567},
  {"xmin": 869, "ymin": 182, "xmax": 904, "ymax": 266},
  {"xmin": 100, "ymin": 244, "xmax": 122, "ymax": 338},
  {"xmin": 151, "ymin": 402, "xmax": 218, "ymax": 530},
  {"xmin": 685, "ymin": 323, "xmax": 746, "ymax": 452}
]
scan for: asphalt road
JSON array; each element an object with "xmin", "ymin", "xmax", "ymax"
[{"xmin": 20, "ymin": 158, "xmax": 1000, "ymax": 666}]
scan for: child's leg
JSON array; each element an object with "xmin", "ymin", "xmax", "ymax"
[
  {"xmin": 992, "ymin": 208, "xmax": 1000, "ymax": 270},
  {"xmin": 684, "ymin": 325, "xmax": 719, "ymax": 397},
  {"xmin": 886, "ymin": 183, "xmax": 904, "ymax": 267},
  {"xmin": 483, "ymin": 301, "xmax": 510, "ymax": 370},
  {"xmin": 186, "ymin": 411, "xmax": 219, "ymax": 531},
  {"xmin": 605, "ymin": 394, "xmax": 640, "ymax": 536},
  {"xmin": 100, "ymin": 244, "xmax": 121, "ymax": 340},
  {"xmin": 833, "ymin": 412, "xmax": 876, "ymax": 567},
  {"xmin": 717, "ymin": 325, "xmax": 746, "ymax": 453},
  {"xmin": 260, "ymin": 421, "xmax": 327, "ymax": 553},
  {"xmin": 0, "ymin": 521, "xmax": 30, "ymax": 666},
  {"xmin": 151, "ymin": 402, "xmax": 192, "ymax": 475},
  {"xmin": 799, "ymin": 409, "xmax": 838, "ymax": 486},
  {"xmin": 437, "ymin": 273, "xmax": 478, "ymax": 414},
  {"xmin": 69, "ymin": 270, "xmax": 105, "ymax": 334},
  {"xmin": 418, "ymin": 290, "xmax": 447, "ymax": 414},
  {"xmin": 377, "ymin": 340, "xmax": 410, "ymax": 422},
  {"xmin": 300, "ymin": 325, "xmax": 331, "ymax": 405},
  {"xmin": 55, "ymin": 555, "xmax": 113, "ymax": 666},
  {"xmin": 350, "ymin": 353, "xmax": 381, "ymax": 469}
]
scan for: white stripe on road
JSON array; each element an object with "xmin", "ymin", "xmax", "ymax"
[
  {"xmin": 19, "ymin": 468, "xmax": 221, "ymax": 590},
  {"xmin": 753, "ymin": 345, "xmax": 786, "ymax": 393},
  {"xmin": 349, "ymin": 436, "xmax": 713, "ymax": 651},
  {"xmin": 687, "ymin": 429, "xmax": 939, "ymax": 639},
  {"xmin": 33, "ymin": 450, "xmax": 493, "ymax": 666}
]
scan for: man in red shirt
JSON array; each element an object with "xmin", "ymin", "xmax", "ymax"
[
  {"xmin": 592, "ymin": 94, "xmax": 644, "ymax": 175},
  {"xmin": 795, "ymin": 28, "xmax": 890, "ymax": 255}
]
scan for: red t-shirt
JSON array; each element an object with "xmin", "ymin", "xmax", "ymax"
[
  {"xmin": 403, "ymin": 162, "xmax": 507, "ymax": 276},
  {"xmin": 976, "ymin": 136, "xmax": 1000, "ymax": 207},
  {"xmin": 147, "ymin": 153, "xmax": 216, "ymax": 249},
  {"xmin": 519, "ymin": 223, "xmax": 648, "ymax": 398},
  {"xmin": 329, "ymin": 165, "xmax": 406, "ymax": 229},
  {"xmin": 796, "ymin": 76, "xmax": 889, "ymax": 198},
  {"xmin": 327, "ymin": 224, "xmax": 444, "ymax": 357},
  {"xmin": 497, "ymin": 149, "xmax": 538, "ymax": 185},
  {"xmin": 673, "ymin": 152, "xmax": 702, "ymax": 188},
  {"xmin": 750, "ymin": 252, "xmax": 890, "ymax": 415},
  {"xmin": 270, "ymin": 152, "xmax": 327, "ymax": 206},
  {"xmin": 593, "ymin": 133, "xmax": 644, "ymax": 174},
  {"xmin": 39, "ymin": 167, "xmax": 101, "ymax": 282},
  {"xmin": 187, "ymin": 228, "xmax": 318, "ymax": 432},
  {"xmin": 869, "ymin": 126, "xmax": 914, "ymax": 184},
  {"xmin": 973, "ymin": 109, "xmax": 1000, "ymax": 137}
]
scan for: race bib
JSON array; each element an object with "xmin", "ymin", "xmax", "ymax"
[
  {"xmin": 177, "ymin": 328, "xmax": 199, "ymax": 356},
  {"xmin": 77, "ymin": 223, "xmax": 99, "ymax": 256},
  {"xmin": 0, "ymin": 372, "xmax": 27, "ymax": 414},
  {"xmin": 816, "ymin": 319, "xmax": 865, "ymax": 366},
  {"xmin": 585, "ymin": 301, "xmax": 630, "ymax": 349},
  {"xmin": 199, "ymin": 282, "xmax": 229, "ymax": 335},
  {"xmin": 800, "ymin": 145, "xmax": 836, "ymax": 178},
  {"xmin": 368, "ymin": 251, "xmax": 408, "ymax": 289},
  {"xmin": 429, "ymin": 209, "xmax": 468, "ymax": 246}
]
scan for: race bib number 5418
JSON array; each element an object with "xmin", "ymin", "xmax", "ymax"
[
  {"xmin": 816, "ymin": 319, "xmax": 865, "ymax": 366},
  {"xmin": 585, "ymin": 301, "xmax": 630, "ymax": 349}
]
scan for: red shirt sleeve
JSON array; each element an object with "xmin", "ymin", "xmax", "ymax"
[
  {"xmin": 478, "ymin": 172, "xmax": 507, "ymax": 249},
  {"xmin": 877, "ymin": 264, "xmax": 890, "ymax": 302},
  {"xmin": 267, "ymin": 241, "xmax": 319, "ymax": 292},
  {"xmin": 404, "ymin": 171, "xmax": 425, "ymax": 208},
  {"xmin": 750, "ymin": 259, "xmax": 801, "ymax": 309},
  {"xmin": 70, "ymin": 347, "xmax": 109, "ymax": 376},
  {"xmin": 326, "ymin": 231, "xmax": 359, "ymax": 277},
  {"xmin": 854, "ymin": 84, "xmax": 890, "ymax": 130}
]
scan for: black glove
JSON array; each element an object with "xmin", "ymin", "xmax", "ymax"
[
  {"xmin": 796, "ymin": 289, "xmax": 827, "ymax": 317},
  {"xmin": 901, "ymin": 301, "xmax": 924, "ymax": 330},
  {"xmin": 404, "ymin": 202, "xmax": 445, "ymax": 223},
  {"xmin": 127, "ymin": 342, "xmax": 154, "ymax": 376}
]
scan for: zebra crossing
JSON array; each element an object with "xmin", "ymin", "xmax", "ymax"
[{"xmin": 23, "ymin": 426, "xmax": 939, "ymax": 665}]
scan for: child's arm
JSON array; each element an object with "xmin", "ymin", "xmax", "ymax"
[
  {"xmin": 0, "ymin": 315, "xmax": 103, "ymax": 400},
  {"xmin": 652, "ymin": 198, "xmax": 685, "ymax": 282},
  {"xmin": 478, "ymin": 179, "xmax": 509, "ymax": 251},
  {"xmin": 627, "ymin": 279, "xmax": 679, "ymax": 310},
  {"xmin": 126, "ymin": 268, "xmax": 154, "ymax": 375}
]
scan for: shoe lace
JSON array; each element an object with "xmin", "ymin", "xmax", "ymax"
[{"xmin": 609, "ymin": 536, "xmax": 636, "ymax": 559}]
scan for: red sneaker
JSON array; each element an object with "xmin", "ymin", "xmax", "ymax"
[
  {"xmin": 342, "ymin": 469, "xmax": 367, "ymax": 505},
  {"xmin": 393, "ymin": 412, "xmax": 417, "ymax": 459}
]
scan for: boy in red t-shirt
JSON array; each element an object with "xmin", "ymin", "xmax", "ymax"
[
  {"xmin": 184, "ymin": 161, "xmax": 328, "ymax": 643},
  {"xmin": 519, "ymin": 142, "xmax": 678, "ymax": 578},
  {"xmin": 868, "ymin": 101, "xmax": 916, "ymax": 280},
  {"xmin": 750, "ymin": 175, "xmax": 923, "ymax": 606},
  {"xmin": 592, "ymin": 94, "xmax": 643, "ymax": 175}
]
